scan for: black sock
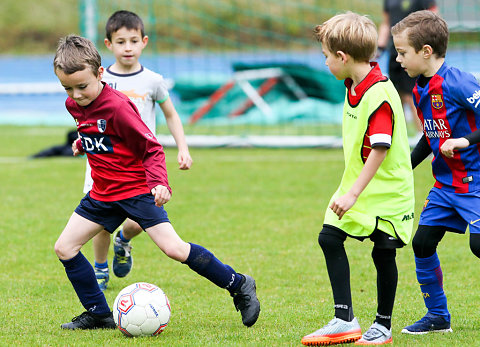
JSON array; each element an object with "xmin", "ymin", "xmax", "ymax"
[
  {"xmin": 318, "ymin": 227, "xmax": 354, "ymax": 322},
  {"xmin": 334, "ymin": 304, "xmax": 354, "ymax": 321},
  {"xmin": 372, "ymin": 247, "xmax": 397, "ymax": 330}
]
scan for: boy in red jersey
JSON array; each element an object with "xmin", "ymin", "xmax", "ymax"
[{"xmin": 53, "ymin": 35, "xmax": 260, "ymax": 329}]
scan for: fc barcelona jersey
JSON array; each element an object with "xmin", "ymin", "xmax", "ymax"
[{"xmin": 413, "ymin": 63, "xmax": 480, "ymax": 193}]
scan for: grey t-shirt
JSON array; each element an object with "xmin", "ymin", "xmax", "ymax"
[{"xmin": 102, "ymin": 65, "xmax": 169, "ymax": 133}]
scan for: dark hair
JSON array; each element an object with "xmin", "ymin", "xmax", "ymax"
[
  {"xmin": 105, "ymin": 10, "xmax": 145, "ymax": 41},
  {"xmin": 53, "ymin": 35, "xmax": 101, "ymax": 75},
  {"xmin": 391, "ymin": 10, "xmax": 448, "ymax": 58}
]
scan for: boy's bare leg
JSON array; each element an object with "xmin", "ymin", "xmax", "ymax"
[
  {"xmin": 55, "ymin": 212, "xmax": 104, "ymax": 260},
  {"xmin": 145, "ymin": 222, "xmax": 190, "ymax": 261},
  {"xmin": 122, "ymin": 218, "xmax": 143, "ymax": 239},
  {"xmin": 93, "ymin": 230, "xmax": 111, "ymax": 263},
  {"xmin": 93, "ymin": 230, "xmax": 111, "ymax": 290}
]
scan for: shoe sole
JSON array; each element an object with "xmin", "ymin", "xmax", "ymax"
[
  {"xmin": 401, "ymin": 327, "xmax": 452, "ymax": 335},
  {"xmin": 301, "ymin": 331, "xmax": 362, "ymax": 345},
  {"xmin": 61, "ymin": 322, "xmax": 116, "ymax": 330},
  {"xmin": 355, "ymin": 336, "xmax": 393, "ymax": 345}
]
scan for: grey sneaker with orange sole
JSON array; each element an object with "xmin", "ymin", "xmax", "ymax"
[{"xmin": 302, "ymin": 317, "xmax": 362, "ymax": 346}]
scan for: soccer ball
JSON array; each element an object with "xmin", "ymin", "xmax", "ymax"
[{"xmin": 113, "ymin": 282, "xmax": 171, "ymax": 337}]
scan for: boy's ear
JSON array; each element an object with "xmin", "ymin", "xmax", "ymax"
[
  {"xmin": 97, "ymin": 66, "xmax": 104, "ymax": 80},
  {"xmin": 337, "ymin": 50, "xmax": 348, "ymax": 63},
  {"xmin": 104, "ymin": 38, "xmax": 113, "ymax": 51},
  {"xmin": 422, "ymin": 44, "xmax": 434, "ymax": 58},
  {"xmin": 142, "ymin": 35, "xmax": 149, "ymax": 48}
]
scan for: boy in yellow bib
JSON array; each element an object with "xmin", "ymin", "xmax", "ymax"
[{"xmin": 301, "ymin": 12, "xmax": 414, "ymax": 346}]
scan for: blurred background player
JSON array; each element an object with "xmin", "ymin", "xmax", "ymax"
[
  {"xmin": 54, "ymin": 35, "xmax": 260, "ymax": 330},
  {"xmin": 392, "ymin": 10, "xmax": 480, "ymax": 335},
  {"xmin": 301, "ymin": 12, "xmax": 414, "ymax": 346},
  {"xmin": 377, "ymin": 0, "xmax": 438, "ymax": 137},
  {"xmin": 85, "ymin": 10, "xmax": 193, "ymax": 291}
]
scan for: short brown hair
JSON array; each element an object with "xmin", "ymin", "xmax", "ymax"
[
  {"xmin": 391, "ymin": 10, "xmax": 448, "ymax": 58},
  {"xmin": 53, "ymin": 35, "xmax": 101, "ymax": 75},
  {"xmin": 105, "ymin": 10, "xmax": 145, "ymax": 41},
  {"xmin": 314, "ymin": 12, "xmax": 377, "ymax": 62}
]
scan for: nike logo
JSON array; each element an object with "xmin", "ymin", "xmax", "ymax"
[{"xmin": 470, "ymin": 219, "xmax": 480, "ymax": 225}]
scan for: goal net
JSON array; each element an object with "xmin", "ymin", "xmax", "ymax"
[{"xmin": 77, "ymin": 0, "xmax": 478, "ymax": 147}]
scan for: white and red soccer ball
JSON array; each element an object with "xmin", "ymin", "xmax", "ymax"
[{"xmin": 113, "ymin": 282, "xmax": 171, "ymax": 337}]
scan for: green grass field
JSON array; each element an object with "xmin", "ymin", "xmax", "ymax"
[{"xmin": 1, "ymin": 125, "xmax": 479, "ymax": 346}]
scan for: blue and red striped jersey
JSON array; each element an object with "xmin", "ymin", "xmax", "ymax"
[{"xmin": 413, "ymin": 63, "xmax": 480, "ymax": 193}]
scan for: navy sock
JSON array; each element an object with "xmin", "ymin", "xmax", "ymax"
[
  {"xmin": 60, "ymin": 252, "xmax": 110, "ymax": 315},
  {"xmin": 183, "ymin": 243, "xmax": 243, "ymax": 293},
  {"xmin": 94, "ymin": 261, "xmax": 108, "ymax": 271}
]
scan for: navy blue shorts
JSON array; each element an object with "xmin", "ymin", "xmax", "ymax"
[
  {"xmin": 74, "ymin": 193, "xmax": 170, "ymax": 233},
  {"xmin": 419, "ymin": 187, "xmax": 480, "ymax": 234}
]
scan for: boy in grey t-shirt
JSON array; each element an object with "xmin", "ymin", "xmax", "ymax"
[{"xmin": 86, "ymin": 10, "xmax": 192, "ymax": 291}]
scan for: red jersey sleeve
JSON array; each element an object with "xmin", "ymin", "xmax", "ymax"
[
  {"xmin": 368, "ymin": 102, "xmax": 393, "ymax": 148},
  {"xmin": 362, "ymin": 102, "xmax": 393, "ymax": 161}
]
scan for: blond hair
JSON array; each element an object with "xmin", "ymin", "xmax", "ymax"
[
  {"xmin": 391, "ymin": 10, "xmax": 448, "ymax": 58},
  {"xmin": 314, "ymin": 12, "xmax": 377, "ymax": 62},
  {"xmin": 53, "ymin": 35, "xmax": 101, "ymax": 75}
]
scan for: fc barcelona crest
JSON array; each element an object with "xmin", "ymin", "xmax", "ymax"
[
  {"xmin": 431, "ymin": 94, "xmax": 444, "ymax": 109},
  {"xmin": 97, "ymin": 119, "xmax": 107, "ymax": 133}
]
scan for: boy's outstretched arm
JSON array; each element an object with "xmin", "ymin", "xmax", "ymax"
[
  {"xmin": 159, "ymin": 98, "xmax": 193, "ymax": 170},
  {"xmin": 330, "ymin": 147, "xmax": 388, "ymax": 220}
]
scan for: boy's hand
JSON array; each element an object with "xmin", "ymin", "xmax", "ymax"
[
  {"xmin": 330, "ymin": 192, "xmax": 357, "ymax": 220},
  {"xmin": 440, "ymin": 138, "xmax": 469, "ymax": 158},
  {"xmin": 151, "ymin": 185, "xmax": 171, "ymax": 206},
  {"xmin": 178, "ymin": 150, "xmax": 193, "ymax": 170},
  {"xmin": 71, "ymin": 139, "xmax": 83, "ymax": 156}
]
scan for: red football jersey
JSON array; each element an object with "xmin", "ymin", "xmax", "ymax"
[{"xmin": 67, "ymin": 83, "xmax": 170, "ymax": 201}]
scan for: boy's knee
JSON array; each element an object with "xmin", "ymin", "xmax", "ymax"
[
  {"xmin": 162, "ymin": 241, "xmax": 190, "ymax": 261},
  {"xmin": 318, "ymin": 226, "xmax": 345, "ymax": 251},
  {"xmin": 412, "ymin": 225, "xmax": 445, "ymax": 258},
  {"xmin": 371, "ymin": 247, "xmax": 396, "ymax": 265},
  {"xmin": 317, "ymin": 232, "xmax": 332, "ymax": 250},
  {"xmin": 54, "ymin": 240, "xmax": 69, "ymax": 260},
  {"xmin": 411, "ymin": 234, "xmax": 424, "ymax": 255}
]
